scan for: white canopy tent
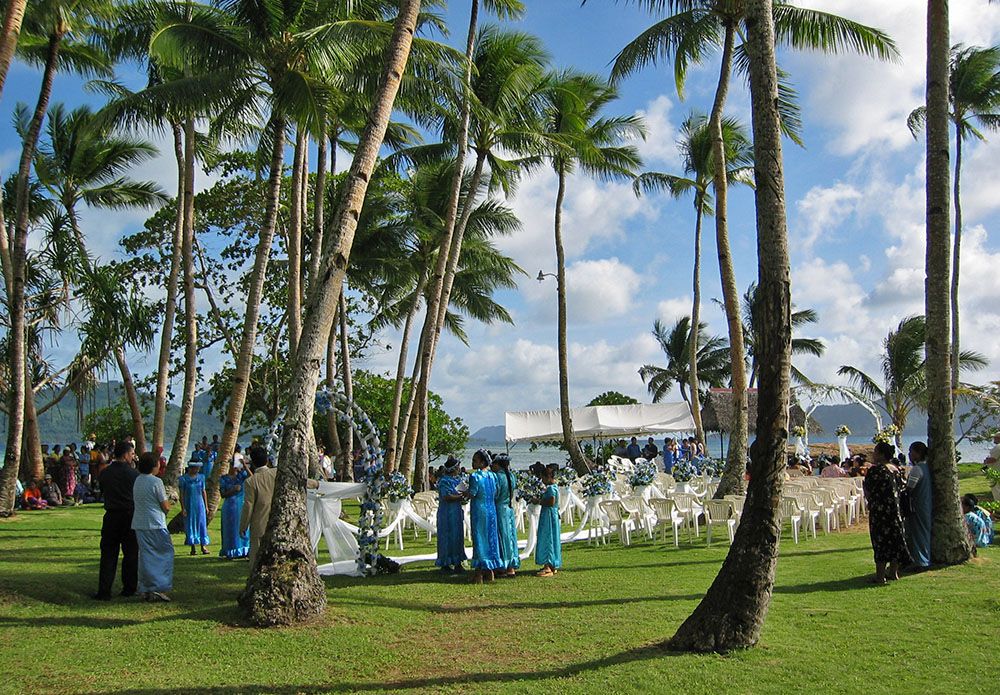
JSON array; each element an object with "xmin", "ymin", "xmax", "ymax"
[{"xmin": 505, "ymin": 403, "xmax": 695, "ymax": 443}]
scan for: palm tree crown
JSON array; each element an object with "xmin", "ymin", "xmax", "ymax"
[{"xmin": 640, "ymin": 316, "xmax": 730, "ymax": 403}]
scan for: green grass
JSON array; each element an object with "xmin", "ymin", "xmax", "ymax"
[{"xmin": 1, "ymin": 471, "xmax": 998, "ymax": 695}]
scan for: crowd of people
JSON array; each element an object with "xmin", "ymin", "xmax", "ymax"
[{"xmin": 434, "ymin": 451, "xmax": 561, "ymax": 582}]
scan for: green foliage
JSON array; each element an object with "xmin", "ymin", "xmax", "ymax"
[
  {"xmin": 639, "ymin": 316, "xmax": 730, "ymax": 403},
  {"xmin": 81, "ymin": 398, "xmax": 149, "ymax": 445},
  {"xmin": 958, "ymin": 381, "xmax": 1000, "ymax": 445},
  {"xmin": 587, "ymin": 391, "xmax": 639, "ymax": 407}
]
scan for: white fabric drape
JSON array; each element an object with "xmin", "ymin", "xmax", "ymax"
[{"xmin": 838, "ymin": 435, "xmax": 851, "ymax": 462}]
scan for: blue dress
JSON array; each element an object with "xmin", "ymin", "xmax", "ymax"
[
  {"xmin": 904, "ymin": 462, "xmax": 932, "ymax": 567},
  {"xmin": 179, "ymin": 473, "xmax": 210, "ymax": 546},
  {"xmin": 435, "ymin": 475, "xmax": 466, "ymax": 568},
  {"xmin": 663, "ymin": 446, "xmax": 675, "ymax": 473},
  {"xmin": 219, "ymin": 470, "xmax": 250, "ymax": 558},
  {"xmin": 494, "ymin": 469, "xmax": 520, "ymax": 570},
  {"xmin": 469, "ymin": 469, "xmax": 502, "ymax": 571},
  {"xmin": 535, "ymin": 484, "xmax": 562, "ymax": 569}
]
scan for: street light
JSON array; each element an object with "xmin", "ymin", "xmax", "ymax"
[{"xmin": 537, "ymin": 270, "xmax": 556, "ymax": 282}]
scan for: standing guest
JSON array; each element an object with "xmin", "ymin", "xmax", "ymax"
[
  {"xmin": 178, "ymin": 460, "xmax": 210, "ymax": 556},
  {"xmin": 962, "ymin": 494, "xmax": 995, "ymax": 553},
  {"xmin": 22, "ymin": 480, "xmax": 48, "ymax": 510},
  {"xmin": 625, "ymin": 437, "xmax": 642, "ymax": 462},
  {"xmin": 613, "ymin": 439, "xmax": 628, "ymax": 459},
  {"xmin": 46, "ymin": 445, "xmax": 62, "ymax": 476},
  {"xmin": 904, "ymin": 441, "xmax": 932, "ymax": 569},
  {"xmin": 984, "ymin": 433, "xmax": 1000, "ymax": 465},
  {"xmin": 435, "ymin": 456, "xmax": 466, "ymax": 574},
  {"xmin": 863, "ymin": 442, "xmax": 911, "ymax": 584},
  {"xmin": 59, "ymin": 449, "xmax": 77, "ymax": 501},
  {"xmin": 642, "ymin": 437, "xmax": 659, "ymax": 462},
  {"xmin": 85, "ymin": 432, "xmax": 97, "ymax": 451},
  {"xmin": 662, "ymin": 438, "xmax": 675, "ymax": 473},
  {"xmin": 491, "ymin": 453, "xmax": 520, "ymax": 578},
  {"xmin": 219, "ymin": 460, "xmax": 251, "ymax": 559},
  {"xmin": 94, "ymin": 441, "xmax": 139, "ymax": 600},
  {"xmin": 317, "ymin": 445, "xmax": 333, "ymax": 481},
  {"xmin": 202, "ymin": 445, "xmax": 216, "ymax": 481},
  {"xmin": 534, "ymin": 464, "xmax": 562, "ymax": 577},
  {"xmin": 154, "ymin": 445, "xmax": 167, "ymax": 477},
  {"xmin": 41, "ymin": 474, "xmax": 64, "ymax": 506},
  {"xmin": 132, "ymin": 452, "xmax": 174, "ymax": 602},
  {"xmin": 241, "ymin": 447, "xmax": 276, "ymax": 571},
  {"xmin": 78, "ymin": 446, "xmax": 91, "ymax": 481},
  {"xmin": 352, "ymin": 449, "xmax": 366, "ymax": 482},
  {"xmin": 232, "ymin": 443, "xmax": 245, "ymax": 471},
  {"xmin": 467, "ymin": 449, "xmax": 501, "ymax": 584},
  {"xmin": 211, "ymin": 434, "xmax": 220, "ymax": 455}
]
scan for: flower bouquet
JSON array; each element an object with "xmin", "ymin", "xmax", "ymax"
[
  {"xmin": 580, "ymin": 466, "xmax": 613, "ymax": 497},
  {"xmin": 835, "ymin": 425, "xmax": 851, "ymax": 437},
  {"xmin": 515, "ymin": 473, "xmax": 546, "ymax": 502},
  {"xmin": 872, "ymin": 424, "xmax": 900, "ymax": 445},
  {"xmin": 556, "ymin": 466, "xmax": 579, "ymax": 487},
  {"xmin": 672, "ymin": 459, "xmax": 696, "ymax": 483},
  {"xmin": 697, "ymin": 458, "xmax": 721, "ymax": 478},
  {"xmin": 384, "ymin": 471, "xmax": 413, "ymax": 503},
  {"xmin": 790, "ymin": 425, "xmax": 806, "ymax": 438},
  {"xmin": 627, "ymin": 459, "xmax": 656, "ymax": 488}
]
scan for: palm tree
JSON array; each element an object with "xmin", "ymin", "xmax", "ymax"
[
  {"xmin": 739, "ymin": 282, "xmax": 825, "ymax": 386},
  {"xmin": 240, "ymin": 0, "xmax": 425, "ymax": 628},
  {"xmin": 634, "ymin": 112, "xmax": 753, "ymax": 445},
  {"xmin": 670, "ymin": 0, "xmax": 793, "ymax": 653},
  {"xmin": 639, "ymin": 317, "xmax": 730, "ymax": 403},
  {"xmin": 0, "ymin": 0, "xmax": 26, "ymax": 96},
  {"xmin": 538, "ymin": 70, "xmax": 644, "ymax": 475},
  {"xmin": 908, "ymin": 43, "xmax": 1000, "ymax": 396},
  {"xmin": 838, "ymin": 316, "xmax": 987, "ymax": 447},
  {"xmin": 607, "ymin": 0, "xmax": 898, "ymax": 495}
]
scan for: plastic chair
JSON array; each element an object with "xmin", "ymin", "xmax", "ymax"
[
  {"xmin": 620, "ymin": 494, "xmax": 652, "ymax": 539},
  {"xmin": 599, "ymin": 500, "xmax": 631, "ymax": 546},
  {"xmin": 410, "ymin": 498, "xmax": 435, "ymax": 541},
  {"xmin": 648, "ymin": 497, "xmax": 684, "ymax": 547},
  {"xmin": 704, "ymin": 499, "xmax": 737, "ymax": 546},
  {"xmin": 669, "ymin": 493, "xmax": 700, "ymax": 536},
  {"xmin": 779, "ymin": 497, "xmax": 803, "ymax": 544},
  {"xmin": 723, "ymin": 495, "xmax": 746, "ymax": 524},
  {"xmin": 791, "ymin": 493, "xmax": 820, "ymax": 539}
]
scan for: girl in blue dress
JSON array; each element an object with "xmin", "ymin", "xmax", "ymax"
[
  {"xmin": 534, "ymin": 464, "xmax": 562, "ymax": 577},
  {"xmin": 435, "ymin": 457, "xmax": 466, "ymax": 573},
  {"xmin": 218, "ymin": 463, "xmax": 251, "ymax": 559},
  {"xmin": 467, "ymin": 450, "xmax": 501, "ymax": 583},
  {"xmin": 491, "ymin": 454, "xmax": 520, "ymax": 577},
  {"xmin": 178, "ymin": 461, "xmax": 210, "ymax": 555}
]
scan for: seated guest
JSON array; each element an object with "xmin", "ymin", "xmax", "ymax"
[
  {"xmin": 625, "ymin": 437, "xmax": 642, "ymax": 462},
  {"xmin": 821, "ymin": 460, "xmax": 848, "ymax": 478},
  {"xmin": 962, "ymin": 494, "xmax": 994, "ymax": 554},
  {"xmin": 41, "ymin": 474, "xmax": 64, "ymax": 506},
  {"xmin": 74, "ymin": 477, "xmax": 99, "ymax": 504},
  {"xmin": 22, "ymin": 480, "xmax": 49, "ymax": 510}
]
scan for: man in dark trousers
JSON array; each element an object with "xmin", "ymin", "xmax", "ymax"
[{"xmin": 93, "ymin": 441, "xmax": 140, "ymax": 600}]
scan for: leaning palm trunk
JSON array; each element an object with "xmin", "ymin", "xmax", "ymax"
[
  {"xmin": 397, "ymin": 320, "xmax": 428, "ymax": 480},
  {"xmin": 689, "ymin": 203, "xmax": 706, "ymax": 450},
  {"xmin": 206, "ymin": 117, "xmax": 287, "ymax": 518},
  {"xmin": 115, "ymin": 346, "xmax": 147, "ymax": 453},
  {"xmin": 554, "ymin": 169, "xmax": 590, "ymax": 475},
  {"xmin": 670, "ymin": 0, "xmax": 791, "ymax": 652},
  {"xmin": 239, "ymin": 0, "xmax": 423, "ymax": 627},
  {"xmin": 163, "ymin": 119, "xmax": 198, "ymax": 496},
  {"xmin": 22, "ymin": 376, "xmax": 44, "ymax": 482},
  {"xmin": 925, "ymin": 0, "xmax": 971, "ymax": 566},
  {"xmin": 385, "ymin": 269, "xmax": 427, "ymax": 472},
  {"xmin": 309, "ymin": 127, "xmax": 328, "ymax": 293},
  {"xmin": 1, "ymin": 34, "xmax": 61, "ymax": 515},
  {"xmin": 288, "ymin": 130, "xmax": 307, "ymax": 360},
  {"xmin": 950, "ymin": 130, "xmax": 962, "ymax": 396},
  {"xmin": 151, "ymin": 123, "xmax": 186, "ymax": 452},
  {"xmin": 709, "ymin": 23, "xmax": 748, "ymax": 498},
  {"xmin": 338, "ymin": 288, "xmax": 354, "ymax": 461},
  {"xmin": 0, "ymin": 0, "xmax": 25, "ymax": 97}
]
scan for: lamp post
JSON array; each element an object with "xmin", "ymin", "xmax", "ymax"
[{"xmin": 536, "ymin": 270, "xmax": 556, "ymax": 283}]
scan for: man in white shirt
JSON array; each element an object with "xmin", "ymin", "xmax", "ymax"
[{"xmin": 984, "ymin": 433, "xmax": 1000, "ymax": 467}]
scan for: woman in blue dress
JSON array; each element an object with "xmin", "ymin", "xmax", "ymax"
[
  {"xmin": 178, "ymin": 461, "xmax": 210, "ymax": 555},
  {"xmin": 904, "ymin": 441, "xmax": 932, "ymax": 569},
  {"xmin": 218, "ymin": 462, "xmax": 251, "ymax": 559},
  {"xmin": 491, "ymin": 453, "xmax": 520, "ymax": 577},
  {"xmin": 534, "ymin": 464, "xmax": 562, "ymax": 577},
  {"xmin": 435, "ymin": 457, "xmax": 466, "ymax": 573},
  {"xmin": 467, "ymin": 450, "xmax": 501, "ymax": 583}
]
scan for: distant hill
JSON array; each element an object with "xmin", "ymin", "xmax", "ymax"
[{"xmin": 469, "ymin": 425, "xmax": 506, "ymax": 445}]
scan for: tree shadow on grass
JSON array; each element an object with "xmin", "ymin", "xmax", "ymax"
[
  {"xmin": 336, "ymin": 592, "xmax": 704, "ymax": 614},
  {"xmin": 772, "ymin": 575, "xmax": 875, "ymax": 594},
  {"xmin": 111, "ymin": 643, "xmax": 677, "ymax": 694}
]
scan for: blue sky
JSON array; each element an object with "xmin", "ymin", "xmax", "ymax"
[{"xmin": 4, "ymin": 1, "xmax": 1000, "ymax": 434}]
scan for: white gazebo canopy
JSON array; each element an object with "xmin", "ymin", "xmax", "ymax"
[{"xmin": 505, "ymin": 403, "xmax": 695, "ymax": 443}]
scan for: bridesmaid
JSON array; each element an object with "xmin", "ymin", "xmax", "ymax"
[
  {"xmin": 863, "ymin": 442, "xmax": 911, "ymax": 584},
  {"xmin": 218, "ymin": 461, "xmax": 251, "ymax": 559},
  {"xmin": 435, "ymin": 456, "xmax": 466, "ymax": 573},
  {"xmin": 178, "ymin": 460, "xmax": 210, "ymax": 556},
  {"xmin": 467, "ymin": 450, "xmax": 501, "ymax": 583},
  {"xmin": 491, "ymin": 454, "xmax": 520, "ymax": 578},
  {"xmin": 534, "ymin": 464, "xmax": 562, "ymax": 577}
]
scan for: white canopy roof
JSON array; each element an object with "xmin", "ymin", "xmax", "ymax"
[{"xmin": 504, "ymin": 403, "xmax": 696, "ymax": 442}]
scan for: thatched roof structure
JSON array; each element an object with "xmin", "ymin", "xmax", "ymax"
[{"xmin": 700, "ymin": 388, "xmax": 809, "ymax": 434}]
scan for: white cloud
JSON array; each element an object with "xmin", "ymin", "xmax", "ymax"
[
  {"xmin": 794, "ymin": 182, "xmax": 862, "ymax": 254},
  {"xmin": 633, "ymin": 95, "xmax": 682, "ymax": 168}
]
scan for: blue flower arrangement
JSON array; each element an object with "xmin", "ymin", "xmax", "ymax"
[
  {"xmin": 357, "ymin": 461, "xmax": 387, "ymax": 576},
  {"xmin": 697, "ymin": 458, "xmax": 721, "ymax": 478},
  {"xmin": 581, "ymin": 466, "xmax": 614, "ymax": 497},
  {"xmin": 627, "ymin": 459, "xmax": 656, "ymax": 488},
  {"xmin": 671, "ymin": 459, "xmax": 695, "ymax": 483},
  {"xmin": 556, "ymin": 466, "xmax": 578, "ymax": 487},
  {"xmin": 385, "ymin": 471, "xmax": 413, "ymax": 503},
  {"xmin": 515, "ymin": 474, "xmax": 546, "ymax": 502}
]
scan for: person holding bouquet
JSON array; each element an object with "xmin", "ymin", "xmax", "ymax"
[
  {"xmin": 533, "ymin": 464, "xmax": 562, "ymax": 578},
  {"xmin": 435, "ymin": 457, "xmax": 466, "ymax": 574}
]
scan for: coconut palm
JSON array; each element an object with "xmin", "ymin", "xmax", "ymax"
[
  {"xmin": 739, "ymin": 282, "xmax": 825, "ymax": 386},
  {"xmin": 908, "ymin": 43, "xmax": 1000, "ymax": 396},
  {"xmin": 537, "ymin": 70, "xmax": 644, "ymax": 475},
  {"xmin": 634, "ymin": 112, "xmax": 753, "ymax": 445},
  {"xmin": 0, "ymin": 0, "xmax": 26, "ymax": 96},
  {"xmin": 607, "ymin": 0, "xmax": 899, "ymax": 496},
  {"xmin": 837, "ymin": 315, "xmax": 987, "ymax": 445},
  {"xmin": 639, "ymin": 317, "xmax": 730, "ymax": 404}
]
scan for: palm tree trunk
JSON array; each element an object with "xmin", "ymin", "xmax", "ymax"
[
  {"xmin": 0, "ymin": 0, "xmax": 25, "ymax": 97},
  {"xmin": 163, "ymin": 119, "xmax": 198, "ymax": 497},
  {"xmin": 239, "ymin": 0, "xmax": 423, "ymax": 627},
  {"xmin": 115, "ymin": 346, "xmax": 147, "ymax": 453},
  {"xmin": 688, "ymin": 203, "xmax": 706, "ymax": 448},
  {"xmin": 385, "ymin": 270, "xmax": 427, "ymax": 472},
  {"xmin": 338, "ymin": 287, "xmax": 354, "ymax": 461},
  {"xmin": 397, "ymin": 320, "xmax": 427, "ymax": 480},
  {"xmin": 950, "ymin": 128, "xmax": 962, "ymax": 397},
  {"xmin": 309, "ymin": 127, "xmax": 328, "ymax": 294},
  {"xmin": 709, "ymin": 22, "xmax": 748, "ymax": 498},
  {"xmin": 22, "ymin": 375, "xmax": 44, "ymax": 483},
  {"xmin": 151, "ymin": 123, "xmax": 186, "ymax": 453},
  {"xmin": 1, "ymin": 33, "xmax": 60, "ymax": 516},
  {"xmin": 670, "ymin": 0, "xmax": 791, "ymax": 651},
  {"xmin": 925, "ymin": 0, "xmax": 971, "ymax": 565},
  {"xmin": 206, "ymin": 116, "xmax": 286, "ymax": 518},
  {"xmin": 554, "ymin": 168, "xmax": 590, "ymax": 475},
  {"xmin": 324, "ymin": 313, "xmax": 344, "ymax": 478},
  {"xmin": 288, "ymin": 129, "xmax": 306, "ymax": 360}
]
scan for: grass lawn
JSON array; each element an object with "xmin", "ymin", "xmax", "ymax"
[{"xmin": 1, "ymin": 466, "xmax": 997, "ymax": 695}]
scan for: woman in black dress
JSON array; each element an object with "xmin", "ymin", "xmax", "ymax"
[{"xmin": 863, "ymin": 441, "xmax": 911, "ymax": 584}]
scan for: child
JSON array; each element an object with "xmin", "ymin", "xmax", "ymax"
[
  {"xmin": 435, "ymin": 457, "xmax": 466, "ymax": 574},
  {"xmin": 962, "ymin": 494, "xmax": 995, "ymax": 555},
  {"xmin": 467, "ymin": 450, "xmax": 501, "ymax": 583},
  {"xmin": 178, "ymin": 460, "xmax": 210, "ymax": 555},
  {"xmin": 534, "ymin": 464, "xmax": 562, "ymax": 577}
]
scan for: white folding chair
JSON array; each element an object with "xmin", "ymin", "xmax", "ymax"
[
  {"xmin": 599, "ymin": 500, "xmax": 631, "ymax": 546},
  {"xmin": 723, "ymin": 495, "xmax": 746, "ymax": 525},
  {"xmin": 648, "ymin": 498, "xmax": 684, "ymax": 547},
  {"xmin": 792, "ymin": 493, "xmax": 820, "ymax": 539},
  {"xmin": 669, "ymin": 493, "xmax": 700, "ymax": 537},
  {"xmin": 704, "ymin": 499, "xmax": 737, "ymax": 546},
  {"xmin": 779, "ymin": 497, "xmax": 803, "ymax": 544}
]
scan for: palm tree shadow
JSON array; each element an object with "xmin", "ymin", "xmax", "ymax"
[
  {"xmin": 772, "ymin": 575, "xmax": 874, "ymax": 594},
  {"xmin": 337, "ymin": 592, "xmax": 703, "ymax": 613}
]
